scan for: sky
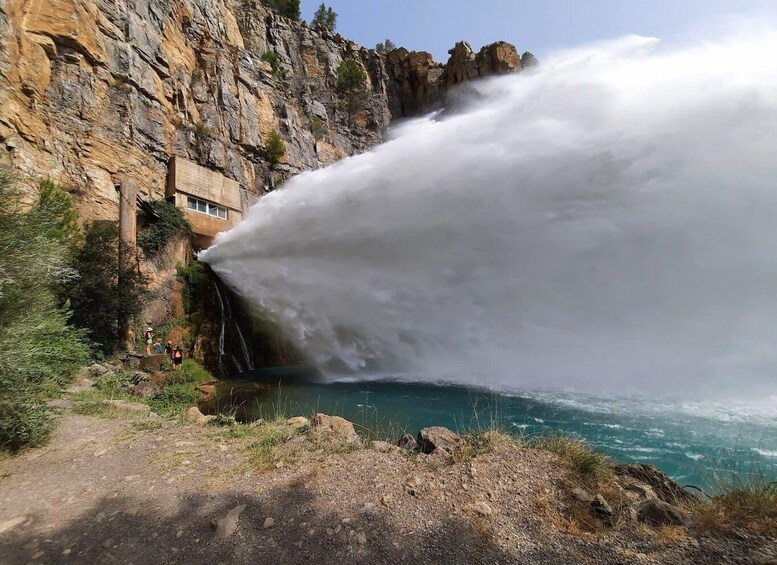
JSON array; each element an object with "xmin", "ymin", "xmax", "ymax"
[{"xmin": 299, "ymin": 0, "xmax": 777, "ymax": 61}]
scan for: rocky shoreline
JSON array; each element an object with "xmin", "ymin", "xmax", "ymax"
[{"xmin": 1, "ymin": 362, "xmax": 773, "ymax": 564}]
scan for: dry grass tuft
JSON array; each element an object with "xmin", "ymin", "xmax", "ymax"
[
  {"xmin": 532, "ymin": 434, "xmax": 613, "ymax": 483},
  {"xmin": 453, "ymin": 428, "xmax": 513, "ymax": 463},
  {"xmin": 656, "ymin": 525, "xmax": 687, "ymax": 543},
  {"xmin": 693, "ymin": 474, "xmax": 777, "ymax": 536},
  {"xmin": 72, "ymin": 401, "xmax": 141, "ymax": 420}
]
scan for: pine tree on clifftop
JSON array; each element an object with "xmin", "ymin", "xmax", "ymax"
[
  {"xmin": 263, "ymin": 0, "xmax": 300, "ymax": 21},
  {"xmin": 312, "ymin": 3, "xmax": 337, "ymax": 32}
]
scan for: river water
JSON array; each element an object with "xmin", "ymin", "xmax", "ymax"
[{"xmin": 204, "ymin": 370, "xmax": 777, "ymax": 491}]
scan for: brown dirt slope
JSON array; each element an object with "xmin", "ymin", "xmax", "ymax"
[{"xmin": 0, "ymin": 406, "xmax": 775, "ymax": 564}]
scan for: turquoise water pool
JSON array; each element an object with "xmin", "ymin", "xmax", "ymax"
[{"xmin": 204, "ymin": 370, "xmax": 777, "ymax": 490}]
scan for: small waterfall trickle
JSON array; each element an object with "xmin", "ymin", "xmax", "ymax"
[
  {"xmin": 234, "ymin": 320, "xmax": 254, "ymax": 372},
  {"xmin": 213, "ymin": 281, "xmax": 226, "ymax": 373},
  {"xmin": 211, "ymin": 278, "xmax": 255, "ymax": 376}
]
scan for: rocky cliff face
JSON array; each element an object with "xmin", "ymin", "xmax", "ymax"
[
  {"xmin": 0, "ymin": 0, "xmax": 533, "ymax": 222},
  {"xmin": 0, "ymin": 0, "xmax": 391, "ymax": 220},
  {"xmin": 385, "ymin": 40, "xmax": 536, "ymax": 119}
]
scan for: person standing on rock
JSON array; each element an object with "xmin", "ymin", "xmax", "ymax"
[
  {"xmin": 144, "ymin": 327, "xmax": 154, "ymax": 356},
  {"xmin": 172, "ymin": 345, "xmax": 183, "ymax": 370},
  {"xmin": 153, "ymin": 338, "xmax": 164, "ymax": 354},
  {"xmin": 165, "ymin": 340, "xmax": 173, "ymax": 360}
]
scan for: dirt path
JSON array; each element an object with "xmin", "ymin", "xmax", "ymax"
[{"xmin": 0, "ymin": 405, "xmax": 774, "ymax": 564}]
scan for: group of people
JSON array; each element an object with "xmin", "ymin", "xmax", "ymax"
[{"xmin": 144, "ymin": 327, "xmax": 184, "ymax": 370}]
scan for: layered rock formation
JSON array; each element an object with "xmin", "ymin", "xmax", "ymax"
[
  {"xmin": 0, "ymin": 0, "xmax": 534, "ymax": 223},
  {"xmin": 385, "ymin": 40, "xmax": 536, "ymax": 118},
  {"xmin": 0, "ymin": 0, "xmax": 391, "ymax": 220}
]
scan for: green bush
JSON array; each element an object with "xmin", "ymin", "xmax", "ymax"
[
  {"xmin": 375, "ymin": 39, "xmax": 396, "ymax": 54},
  {"xmin": 265, "ymin": 130, "xmax": 286, "ymax": 168},
  {"xmin": 94, "ymin": 371, "xmax": 135, "ymax": 396},
  {"xmin": 177, "ymin": 260, "xmax": 212, "ymax": 313},
  {"xmin": 533, "ymin": 434, "xmax": 613, "ymax": 482},
  {"xmin": 148, "ymin": 384, "xmax": 201, "ymax": 416},
  {"xmin": 311, "ymin": 115, "xmax": 326, "ymax": 140},
  {"xmin": 66, "ymin": 221, "xmax": 147, "ymax": 354},
  {"xmin": 137, "ymin": 199, "xmax": 192, "ymax": 256},
  {"xmin": 164, "ymin": 359, "xmax": 214, "ymax": 385},
  {"xmin": 0, "ymin": 390, "xmax": 54, "ymax": 451},
  {"xmin": 336, "ymin": 59, "xmax": 368, "ymax": 118},
  {"xmin": 36, "ymin": 179, "xmax": 83, "ymax": 255},
  {"xmin": 0, "ymin": 172, "xmax": 89, "ymax": 451},
  {"xmin": 261, "ymin": 51, "xmax": 286, "ymax": 80},
  {"xmin": 209, "ymin": 413, "xmax": 237, "ymax": 427}
]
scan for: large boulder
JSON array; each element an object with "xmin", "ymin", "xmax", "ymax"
[
  {"xmin": 637, "ymin": 499, "xmax": 690, "ymax": 527},
  {"xmin": 312, "ymin": 413, "xmax": 361, "ymax": 445},
  {"xmin": 88, "ymin": 363, "xmax": 110, "ymax": 376},
  {"xmin": 185, "ymin": 406, "xmax": 215, "ymax": 426},
  {"xmin": 417, "ymin": 427, "xmax": 463, "ymax": 456},
  {"xmin": 592, "ymin": 494, "xmax": 614, "ymax": 522},
  {"xmin": 139, "ymin": 354, "xmax": 168, "ymax": 372},
  {"xmin": 475, "ymin": 41, "xmax": 522, "ymax": 77},
  {"xmin": 521, "ymin": 51, "xmax": 538, "ymax": 68},
  {"xmin": 615, "ymin": 464, "xmax": 694, "ymax": 504},
  {"xmin": 133, "ymin": 381, "xmax": 161, "ymax": 399}
]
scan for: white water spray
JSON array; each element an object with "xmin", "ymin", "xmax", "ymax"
[{"xmin": 202, "ymin": 32, "xmax": 777, "ymax": 399}]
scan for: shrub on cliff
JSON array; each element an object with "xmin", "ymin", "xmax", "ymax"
[
  {"xmin": 265, "ymin": 130, "xmax": 286, "ymax": 168},
  {"xmin": 375, "ymin": 39, "xmax": 396, "ymax": 53},
  {"xmin": 261, "ymin": 51, "xmax": 286, "ymax": 80},
  {"xmin": 336, "ymin": 59, "xmax": 368, "ymax": 119},
  {"xmin": 137, "ymin": 199, "xmax": 192, "ymax": 256},
  {"xmin": 310, "ymin": 115, "xmax": 326, "ymax": 140},
  {"xmin": 0, "ymin": 171, "xmax": 89, "ymax": 451},
  {"xmin": 66, "ymin": 221, "xmax": 147, "ymax": 354}
]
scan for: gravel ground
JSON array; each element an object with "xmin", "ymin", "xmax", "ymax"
[{"xmin": 0, "ymin": 406, "xmax": 775, "ymax": 564}]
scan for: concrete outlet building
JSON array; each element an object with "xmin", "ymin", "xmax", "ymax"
[{"xmin": 166, "ymin": 156, "xmax": 244, "ymax": 247}]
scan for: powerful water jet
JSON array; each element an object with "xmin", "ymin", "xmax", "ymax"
[{"xmin": 202, "ymin": 32, "xmax": 777, "ymax": 402}]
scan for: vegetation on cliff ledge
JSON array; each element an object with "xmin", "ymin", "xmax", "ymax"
[
  {"xmin": 137, "ymin": 198, "xmax": 192, "ymax": 256},
  {"xmin": 337, "ymin": 58, "xmax": 368, "ymax": 119},
  {"xmin": 265, "ymin": 130, "xmax": 287, "ymax": 168},
  {"xmin": 262, "ymin": 0, "xmax": 301, "ymax": 21}
]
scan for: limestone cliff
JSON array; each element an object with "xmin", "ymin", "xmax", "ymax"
[
  {"xmin": 0, "ymin": 1, "xmax": 534, "ymax": 223},
  {"xmin": 0, "ymin": 0, "xmax": 392, "ymax": 221}
]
